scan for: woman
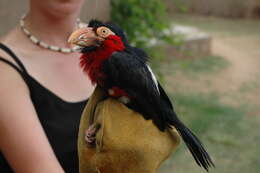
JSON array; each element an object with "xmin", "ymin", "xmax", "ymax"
[{"xmin": 0, "ymin": 0, "xmax": 94, "ymax": 172}]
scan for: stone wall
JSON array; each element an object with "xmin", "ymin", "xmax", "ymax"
[
  {"xmin": 0, "ymin": 0, "xmax": 110, "ymax": 37},
  {"xmin": 165, "ymin": 0, "xmax": 260, "ymax": 18}
]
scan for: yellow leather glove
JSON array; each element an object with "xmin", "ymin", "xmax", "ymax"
[{"xmin": 78, "ymin": 87, "xmax": 180, "ymax": 173}]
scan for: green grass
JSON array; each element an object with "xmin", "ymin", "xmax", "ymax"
[
  {"xmin": 162, "ymin": 55, "xmax": 229, "ymax": 75},
  {"xmin": 169, "ymin": 93, "xmax": 241, "ymax": 134},
  {"xmin": 149, "ymin": 47, "xmax": 230, "ymax": 82},
  {"xmin": 157, "ymin": 92, "xmax": 260, "ymax": 173}
]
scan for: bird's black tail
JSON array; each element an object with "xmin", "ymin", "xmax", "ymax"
[{"xmin": 174, "ymin": 120, "xmax": 215, "ymax": 171}]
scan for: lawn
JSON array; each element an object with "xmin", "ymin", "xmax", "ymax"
[{"xmin": 158, "ymin": 90, "xmax": 260, "ymax": 173}]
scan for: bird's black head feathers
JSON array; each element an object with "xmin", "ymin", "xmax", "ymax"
[
  {"xmin": 83, "ymin": 19, "xmax": 149, "ymax": 61},
  {"xmin": 88, "ymin": 19, "xmax": 129, "ymax": 45}
]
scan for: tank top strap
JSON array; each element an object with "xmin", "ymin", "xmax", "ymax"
[
  {"xmin": 0, "ymin": 43, "xmax": 29, "ymax": 83},
  {"xmin": 0, "ymin": 43, "xmax": 28, "ymax": 74}
]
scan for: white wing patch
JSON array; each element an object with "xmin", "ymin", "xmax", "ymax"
[{"xmin": 146, "ymin": 64, "xmax": 160, "ymax": 94}]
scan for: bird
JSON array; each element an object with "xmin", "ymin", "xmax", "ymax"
[{"xmin": 68, "ymin": 19, "xmax": 215, "ymax": 171}]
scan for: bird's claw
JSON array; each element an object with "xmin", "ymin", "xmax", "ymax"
[{"xmin": 85, "ymin": 124, "xmax": 100, "ymax": 147}]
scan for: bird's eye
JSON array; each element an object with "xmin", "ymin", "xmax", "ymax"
[{"xmin": 96, "ymin": 26, "xmax": 114, "ymax": 38}]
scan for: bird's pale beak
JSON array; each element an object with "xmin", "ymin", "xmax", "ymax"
[{"xmin": 68, "ymin": 27, "xmax": 104, "ymax": 48}]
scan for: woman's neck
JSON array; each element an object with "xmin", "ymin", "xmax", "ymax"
[{"xmin": 25, "ymin": 10, "xmax": 79, "ymax": 48}]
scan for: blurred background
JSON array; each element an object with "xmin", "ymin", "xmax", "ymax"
[{"xmin": 1, "ymin": 0, "xmax": 260, "ymax": 172}]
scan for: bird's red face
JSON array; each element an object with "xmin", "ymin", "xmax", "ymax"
[
  {"xmin": 68, "ymin": 25, "xmax": 126, "ymax": 84},
  {"xmin": 68, "ymin": 26, "xmax": 125, "ymax": 53}
]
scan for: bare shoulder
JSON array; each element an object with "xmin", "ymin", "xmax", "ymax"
[
  {"xmin": 0, "ymin": 26, "xmax": 29, "ymax": 90},
  {"xmin": 0, "ymin": 27, "xmax": 22, "ymax": 65},
  {"xmin": 0, "ymin": 60, "xmax": 29, "ymax": 97},
  {"xmin": 0, "ymin": 58, "xmax": 29, "ymax": 95}
]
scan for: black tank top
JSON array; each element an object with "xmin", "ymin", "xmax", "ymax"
[{"xmin": 0, "ymin": 43, "xmax": 88, "ymax": 173}]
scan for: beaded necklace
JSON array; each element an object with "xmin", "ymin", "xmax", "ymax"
[{"xmin": 19, "ymin": 14, "xmax": 86, "ymax": 53}]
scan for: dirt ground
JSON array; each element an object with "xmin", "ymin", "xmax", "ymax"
[
  {"xmin": 206, "ymin": 34, "xmax": 260, "ymax": 113},
  {"xmin": 166, "ymin": 32, "xmax": 260, "ymax": 114}
]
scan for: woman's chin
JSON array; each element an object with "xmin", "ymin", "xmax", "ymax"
[
  {"xmin": 53, "ymin": 1, "xmax": 85, "ymax": 15},
  {"xmin": 32, "ymin": 0, "xmax": 85, "ymax": 17}
]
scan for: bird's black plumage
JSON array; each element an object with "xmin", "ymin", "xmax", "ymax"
[
  {"xmin": 102, "ymin": 50, "xmax": 214, "ymax": 171},
  {"xmin": 83, "ymin": 19, "xmax": 215, "ymax": 171}
]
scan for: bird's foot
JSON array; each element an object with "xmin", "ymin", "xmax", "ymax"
[{"xmin": 85, "ymin": 124, "xmax": 100, "ymax": 147}]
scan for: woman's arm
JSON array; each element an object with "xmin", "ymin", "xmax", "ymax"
[{"xmin": 0, "ymin": 56, "xmax": 64, "ymax": 173}]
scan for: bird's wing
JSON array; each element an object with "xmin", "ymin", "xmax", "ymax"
[
  {"xmin": 157, "ymin": 82, "xmax": 173, "ymax": 110},
  {"xmin": 103, "ymin": 51, "xmax": 159, "ymax": 97},
  {"xmin": 102, "ymin": 51, "xmax": 173, "ymax": 130},
  {"xmin": 144, "ymin": 63, "xmax": 174, "ymax": 110}
]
